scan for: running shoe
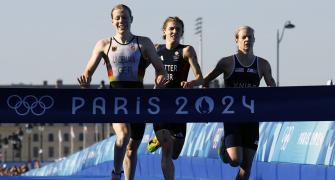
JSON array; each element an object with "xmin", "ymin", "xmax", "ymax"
[
  {"xmin": 147, "ymin": 136, "xmax": 161, "ymax": 153},
  {"xmin": 111, "ymin": 169, "xmax": 123, "ymax": 180},
  {"xmin": 218, "ymin": 137, "xmax": 229, "ymax": 163}
]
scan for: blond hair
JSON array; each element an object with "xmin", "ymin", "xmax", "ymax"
[
  {"xmin": 235, "ymin": 26, "xmax": 255, "ymax": 39},
  {"xmin": 111, "ymin": 4, "xmax": 132, "ymax": 19}
]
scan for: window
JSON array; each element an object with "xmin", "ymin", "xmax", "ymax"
[
  {"xmin": 79, "ymin": 133, "xmax": 84, "ymax": 141},
  {"xmin": 48, "ymin": 133, "xmax": 54, "ymax": 142},
  {"xmin": 33, "ymin": 134, "xmax": 39, "ymax": 142},
  {"xmin": 63, "ymin": 133, "xmax": 69, "ymax": 142},
  {"xmin": 33, "ymin": 147, "xmax": 39, "ymax": 158},
  {"xmin": 95, "ymin": 133, "xmax": 100, "ymax": 142},
  {"xmin": 48, "ymin": 147, "xmax": 54, "ymax": 158},
  {"xmin": 15, "ymin": 151, "xmax": 21, "ymax": 158},
  {"xmin": 63, "ymin": 146, "xmax": 70, "ymax": 156}
]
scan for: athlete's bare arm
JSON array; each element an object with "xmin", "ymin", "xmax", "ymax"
[
  {"xmin": 259, "ymin": 58, "xmax": 276, "ymax": 87},
  {"xmin": 154, "ymin": 44, "xmax": 161, "ymax": 50},
  {"xmin": 181, "ymin": 45, "xmax": 203, "ymax": 88},
  {"xmin": 139, "ymin": 36, "xmax": 168, "ymax": 87},
  {"xmin": 78, "ymin": 39, "xmax": 110, "ymax": 88},
  {"xmin": 203, "ymin": 57, "xmax": 231, "ymax": 87}
]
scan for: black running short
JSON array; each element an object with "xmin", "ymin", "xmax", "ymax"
[
  {"xmin": 153, "ymin": 123, "xmax": 187, "ymax": 139},
  {"xmin": 224, "ymin": 122, "xmax": 259, "ymax": 150},
  {"xmin": 130, "ymin": 123, "xmax": 146, "ymax": 141}
]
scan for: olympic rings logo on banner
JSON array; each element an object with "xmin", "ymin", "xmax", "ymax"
[{"xmin": 7, "ymin": 95, "xmax": 54, "ymax": 116}]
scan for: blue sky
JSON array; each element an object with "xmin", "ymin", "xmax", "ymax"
[{"xmin": 1, "ymin": 0, "xmax": 334, "ymax": 86}]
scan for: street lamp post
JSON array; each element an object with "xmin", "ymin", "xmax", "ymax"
[
  {"xmin": 9, "ymin": 133, "xmax": 19, "ymax": 161},
  {"xmin": 195, "ymin": 17, "xmax": 203, "ymax": 72},
  {"xmin": 276, "ymin": 20, "xmax": 295, "ymax": 86},
  {"xmin": 3, "ymin": 138, "xmax": 9, "ymax": 162},
  {"xmin": 38, "ymin": 123, "xmax": 45, "ymax": 161},
  {"xmin": 25, "ymin": 124, "xmax": 33, "ymax": 162},
  {"xmin": 17, "ymin": 128, "xmax": 24, "ymax": 161}
]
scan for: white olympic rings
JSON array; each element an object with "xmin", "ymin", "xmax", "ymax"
[{"xmin": 7, "ymin": 95, "xmax": 54, "ymax": 116}]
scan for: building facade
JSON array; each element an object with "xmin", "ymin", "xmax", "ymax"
[{"xmin": 0, "ymin": 123, "xmax": 113, "ymax": 162}]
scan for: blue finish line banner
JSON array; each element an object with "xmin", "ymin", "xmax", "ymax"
[{"xmin": 0, "ymin": 86, "xmax": 335, "ymax": 123}]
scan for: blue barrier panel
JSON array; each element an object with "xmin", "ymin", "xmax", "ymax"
[
  {"xmin": 0, "ymin": 177, "xmax": 108, "ymax": 180},
  {"xmin": 18, "ymin": 119, "xmax": 335, "ymax": 180},
  {"xmin": 152, "ymin": 154, "xmax": 162, "ymax": 177},
  {"xmin": 276, "ymin": 162, "xmax": 300, "ymax": 180},
  {"xmin": 178, "ymin": 156, "xmax": 194, "ymax": 179},
  {"xmin": 23, "ymin": 122, "xmax": 335, "ymax": 177},
  {"xmin": 257, "ymin": 121, "xmax": 335, "ymax": 165},
  {"xmin": 2, "ymin": 86, "xmax": 335, "ymax": 123},
  {"xmin": 24, "ymin": 136, "xmax": 115, "ymax": 176},
  {"xmin": 137, "ymin": 155, "xmax": 151, "ymax": 177},
  {"xmin": 5, "ymin": 162, "xmax": 335, "ymax": 180},
  {"xmin": 326, "ymin": 166, "xmax": 335, "ymax": 180},
  {"xmin": 73, "ymin": 161, "xmax": 113, "ymax": 176},
  {"xmin": 174, "ymin": 156, "xmax": 183, "ymax": 178},
  {"xmin": 205, "ymin": 158, "xmax": 222, "ymax": 180},
  {"xmin": 221, "ymin": 163, "xmax": 239, "ymax": 180},
  {"xmin": 254, "ymin": 161, "xmax": 277, "ymax": 180},
  {"xmin": 191, "ymin": 157, "xmax": 208, "ymax": 179},
  {"xmin": 301, "ymin": 164, "xmax": 326, "ymax": 180}
]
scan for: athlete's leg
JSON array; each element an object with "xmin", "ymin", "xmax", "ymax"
[
  {"xmin": 123, "ymin": 138, "xmax": 141, "ymax": 180},
  {"xmin": 111, "ymin": 123, "xmax": 130, "ymax": 180},
  {"xmin": 171, "ymin": 123, "xmax": 186, "ymax": 160},
  {"xmin": 221, "ymin": 122, "xmax": 244, "ymax": 167},
  {"xmin": 226, "ymin": 146, "xmax": 243, "ymax": 167},
  {"xmin": 148, "ymin": 123, "xmax": 168, "ymax": 153},
  {"xmin": 236, "ymin": 122, "xmax": 258, "ymax": 179},
  {"xmin": 156, "ymin": 129, "xmax": 175, "ymax": 180},
  {"xmin": 172, "ymin": 137, "xmax": 185, "ymax": 160},
  {"xmin": 236, "ymin": 148, "xmax": 256, "ymax": 180},
  {"xmin": 123, "ymin": 123, "xmax": 145, "ymax": 180}
]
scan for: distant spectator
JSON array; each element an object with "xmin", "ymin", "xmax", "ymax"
[
  {"xmin": 99, "ymin": 80, "xmax": 106, "ymax": 89},
  {"xmin": 18, "ymin": 164, "xmax": 29, "ymax": 175},
  {"xmin": 9, "ymin": 166, "xmax": 19, "ymax": 176},
  {"xmin": 33, "ymin": 160, "xmax": 41, "ymax": 169}
]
